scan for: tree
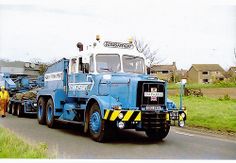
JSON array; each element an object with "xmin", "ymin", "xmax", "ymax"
[
  {"xmin": 39, "ymin": 64, "xmax": 48, "ymax": 75},
  {"xmin": 133, "ymin": 37, "xmax": 165, "ymax": 67},
  {"xmin": 30, "ymin": 57, "xmax": 42, "ymax": 64}
]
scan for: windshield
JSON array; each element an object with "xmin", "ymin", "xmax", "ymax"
[
  {"xmin": 96, "ymin": 54, "xmax": 121, "ymax": 73},
  {"xmin": 122, "ymin": 55, "xmax": 145, "ymax": 74}
]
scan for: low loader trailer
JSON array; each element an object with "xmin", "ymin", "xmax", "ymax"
[
  {"xmin": 8, "ymin": 98, "xmax": 37, "ymax": 117},
  {"xmin": 8, "ymin": 89, "xmax": 39, "ymax": 117}
]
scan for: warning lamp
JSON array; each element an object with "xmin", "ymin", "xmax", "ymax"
[
  {"xmin": 128, "ymin": 37, "xmax": 133, "ymax": 43},
  {"xmin": 96, "ymin": 35, "xmax": 100, "ymax": 41}
]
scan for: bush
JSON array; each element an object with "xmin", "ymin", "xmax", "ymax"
[{"xmin": 218, "ymin": 94, "xmax": 231, "ymax": 101}]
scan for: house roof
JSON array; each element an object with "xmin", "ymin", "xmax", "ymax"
[
  {"xmin": 0, "ymin": 60, "xmax": 25, "ymax": 68},
  {"xmin": 190, "ymin": 64, "xmax": 225, "ymax": 72},
  {"xmin": 151, "ymin": 64, "xmax": 177, "ymax": 72},
  {"xmin": 228, "ymin": 66, "xmax": 236, "ymax": 72}
]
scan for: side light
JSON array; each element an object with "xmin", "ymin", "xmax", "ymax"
[{"xmin": 113, "ymin": 106, "xmax": 121, "ymax": 110}]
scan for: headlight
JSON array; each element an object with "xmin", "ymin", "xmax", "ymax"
[
  {"xmin": 117, "ymin": 121, "xmax": 125, "ymax": 129},
  {"xmin": 118, "ymin": 113, "xmax": 124, "ymax": 119},
  {"xmin": 33, "ymin": 103, "xmax": 37, "ymax": 107}
]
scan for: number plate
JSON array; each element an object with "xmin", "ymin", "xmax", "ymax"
[{"xmin": 143, "ymin": 106, "xmax": 162, "ymax": 111}]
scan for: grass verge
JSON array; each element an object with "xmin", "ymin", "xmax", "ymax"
[
  {"xmin": 0, "ymin": 127, "xmax": 48, "ymax": 158},
  {"xmin": 169, "ymin": 95, "xmax": 236, "ymax": 133}
]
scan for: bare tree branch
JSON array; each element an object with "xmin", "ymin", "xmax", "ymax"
[{"xmin": 133, "ymin": 37, "xmax": 164, "ymax": 66}]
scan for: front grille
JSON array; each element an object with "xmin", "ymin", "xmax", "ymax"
[
  {"xmin": 142, "ymin": 111, "xmax": 168, "ymax": 129},
  {"xmin": 136, "ymin": 81, "xmax": 165, "ymax": 107}
]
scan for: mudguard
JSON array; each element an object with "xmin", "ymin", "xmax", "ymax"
[{"xmin": 87, "ymin": 95, "xmax": 122, "ymax": 118}]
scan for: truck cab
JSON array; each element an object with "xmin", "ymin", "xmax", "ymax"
[{"xmin": 37, "ymin": 36, "xmax": 184, "ymax": 142}]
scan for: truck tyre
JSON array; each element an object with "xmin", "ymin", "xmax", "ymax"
[
  {"xmin": 37, "ymin": 97, "xmax": 46, "ymax": 125},
  {"xmin": 12, "ymin": 103, "xmax": 17, "ymax": 115},
  {"xmin": 46, "ymin": 98, "xmax": 56, "ymax": 128},
  {"xmin": 145, "ymin": 126, "xmax": 170, "ymax": 141},
  {"xmin": 89, "ymin": 103, "xmax": 106, "ymax": 142},
  {"xmin": 17, "ymin": 104, "xmax": 24, "ymax": 117}
]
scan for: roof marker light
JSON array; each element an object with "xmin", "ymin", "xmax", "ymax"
[{"xmin": 96, "ymin": 35, "xmax": 100, "ymax": 41}]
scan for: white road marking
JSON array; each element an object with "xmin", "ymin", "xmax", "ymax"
[{"xmin": 175, "ymin": 131, "xmax": 195, "ymax": 137}]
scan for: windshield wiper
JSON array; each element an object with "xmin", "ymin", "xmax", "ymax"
[{"xmin": 100, "ymin": 67, "xmax": 112, "ymax": 72}]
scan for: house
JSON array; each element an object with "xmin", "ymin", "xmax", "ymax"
[
  {"xmin": 150, "ymin": 62, "xmax": 177, "ymax": 82},
  {"xmin": 227, "ymin": 66, "xmax": 236, "ymax": 77},
  {"xmin": 0, "ymin": 60, "xmax": 41, "ymax": 78},
  {"xmin": 187, "ymin": 64, "xmax": 225, "ymax": 83}
]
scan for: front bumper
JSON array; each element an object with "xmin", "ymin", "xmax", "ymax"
[{"xmin": 103, "ymin": 109, "xmax": 170, "ymax": 130}]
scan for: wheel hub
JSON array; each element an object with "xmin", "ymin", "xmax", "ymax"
[
  {"xmin": 47, "ymin": 105, "xmax": 52, "ymax": 122},
  {"xmin": 90, "ymin": 112, "xmax": 101, "ymax": 134}
]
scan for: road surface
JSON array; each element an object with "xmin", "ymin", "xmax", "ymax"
[{"xmin": 0, "ymin": 114, "xmax": 236, "ymax": 159}]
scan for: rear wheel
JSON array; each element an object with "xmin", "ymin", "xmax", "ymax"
[
  {"xmin": 145, "ymin": 125, "xmax": 170, "ymax": 141},
  {"xmin": 37, "ymin": 97, "xmax": 46, "ymax": 125},
  {"xmin": 89, "ymin": 103, "xmax": 106, "ymax": 142},
  {"xmin": 12, "ymin": 103, "xmax": 17, "ymax": 115},
  {"xmin": 17, "ymin": 104, "xmax": 24, "ymax": 117},
  {"xmin": 46, "ymin": 98, "xmax": 56, "ymax": 128},
  {"xmin": 7, "ymin": 103, "xmax": 12, "ymax": 114}
]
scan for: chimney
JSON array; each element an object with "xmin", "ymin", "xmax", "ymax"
[{"xmin": 173, "ymin": 62, "xmax": 176, "ymax": 67}]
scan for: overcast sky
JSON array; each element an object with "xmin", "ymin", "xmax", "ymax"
[{"xmin": 0, "ymin": 0, "xmax": 236, "ymax": 70}]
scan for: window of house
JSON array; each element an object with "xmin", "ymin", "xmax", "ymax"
[
  {"xmin": 203, "ymin": 79, "xmax": 208, "ymax": 83},
  {"xmin": 202, "ymin": 71, "xmax": 208, "ymax": 75},
  {"xmin": 162, "ymin": 71, "xmax": 169, "ymax": 74}
]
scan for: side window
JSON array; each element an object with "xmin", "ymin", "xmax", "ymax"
[
  {"xmin": 90, "ymin": 55, "xmax": 94, "ymax": 72},
  {"xmin": 71, "ymin": 58, "xmax": 77, "ymax": 73},
  {"xmin": 78, "ymin": 57, "xmax": 82, "ymax": 72}
]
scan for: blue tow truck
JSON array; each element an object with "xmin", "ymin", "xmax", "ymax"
[{"xmin": 37, "ymin": 36, "xmax": 187, "ymax": 142}]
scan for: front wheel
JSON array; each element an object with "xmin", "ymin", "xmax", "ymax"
[
  {"xmin": 89, "ymin": 103, "xmax": 106, "ymax": 142},
  {"xmin": 37, "ymin": 97, "xmax": 46, "ymax": 125},
  {"xmin": 46, "ymin": 98, "xmax": 56, "ymax": 128},
  {"xmin": 145, "ymin": 125, "xmax": 170, "ymax": 141}
]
